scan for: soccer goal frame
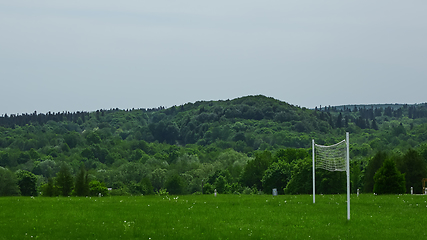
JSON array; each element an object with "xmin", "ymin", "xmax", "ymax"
[{"xmin": 312, "ymin": 132, "xmax": 350, "ymax": 220}]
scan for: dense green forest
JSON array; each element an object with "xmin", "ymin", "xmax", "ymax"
[{"xmin": 1, "ymin": 95, "xmax": 427, "ymax": 196}]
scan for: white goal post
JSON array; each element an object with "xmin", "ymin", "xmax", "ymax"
[{"xmin": 312, "ymin": 132, "xmax": 350, "ymax": 220}]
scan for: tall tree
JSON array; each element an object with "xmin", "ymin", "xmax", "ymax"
[
  {"xmin": 240, "ymin": 150, "xmax": 272, "ymax": 190},
  {"xmin": 56, "ymin": 163, "xmax": 74, "ymax": 196},
  {"xmin": 74, "ymin": 165, "xmax": 89, "ymax": 196},
  {"xmin": 336, "ymin": 112, "xmax": 343, "ymax": 128},
  {"xmin": 44, "ymin": 177, "xmax": 56, "ymax": 197},
  {"xmin": 364, "ymin": 151, "xmax": 387, "ymax": 193},
  {"xmin": 373, "ymin": 158, "xmax": 406, "ymax": 194},
  {"xmin": 0, "ymin": 167, "xmax": 20, "ymax": 196},
  {"xmin": 397, "ymin": 149, "xmax": 427, "ymax": 194}
]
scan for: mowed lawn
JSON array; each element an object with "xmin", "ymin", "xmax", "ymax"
[{"xmin": 0, "ymin": 194, "xmax": 426, "ymax": 240}]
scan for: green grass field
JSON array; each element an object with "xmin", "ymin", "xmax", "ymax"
[{"xmin": 0, "ymin": 194, "xmax": 426, "ymax": 239}]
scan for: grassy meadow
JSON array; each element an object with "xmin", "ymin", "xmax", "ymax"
[{"xmin": 0, "ymin": 194, "xmax": 426, "ymax": 239}]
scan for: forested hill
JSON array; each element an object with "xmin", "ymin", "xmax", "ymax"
[
  {"xmin": 2, "ymin": 95, "xmax": 427, "ymax": 150},
  {"xmin": 1, "ymin": 95, "xmax": 427, "ymax": 196}
]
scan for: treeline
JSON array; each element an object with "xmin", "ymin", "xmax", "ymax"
[
  {"xmin": 0, "ymin": 107, "xmax": 166, "ymax": 128},
  {"xmin": 0, "ymin": 164, "xmax": 108, "ymax": 197},
  {"xmin": 1, "ymin": 95, "xmax": 427, "ymax": 197},
  {"xmin": 1, "ymin": 146, "xmax": 426, "ymax": 197}
]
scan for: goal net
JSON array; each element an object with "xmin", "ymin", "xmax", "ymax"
[
  {"xmin": 312, "ymin": 132, "xmax": 350, "ymax": 220},
  {"xmin": 314, "ymin": 139, "xmax": 347, "ymax": 172}
]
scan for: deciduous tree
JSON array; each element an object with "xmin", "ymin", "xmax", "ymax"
[
  {"xmin": 0, "ymin": 167, "xmax": 20, "ymax": 196},
  {"xmin": 16, "ymin": 170, "xmax": 37, "ymax": 196}
]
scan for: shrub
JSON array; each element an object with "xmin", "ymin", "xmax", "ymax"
[
  {"xmin": 89, "ymin": 180, "xmax": 109, "ymax": 196},
  {"xmin": 156, "ymin": 188, "xmax": 169, "ymax": 196},
  {"xmin": 203, "ymin": 183, "xmax": 214, "ymax": 194},
  {"xmin": 16, "ymin": 170, "xmax": 38, "ymax": 196}
]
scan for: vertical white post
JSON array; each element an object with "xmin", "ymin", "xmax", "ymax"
[
  {"xmin": 312, "ymin": 139, "xmax": 315, "ymax": 204},
  {"xmin": 346, "ymin": 132, "xmax": 350, "ymax": 221}
]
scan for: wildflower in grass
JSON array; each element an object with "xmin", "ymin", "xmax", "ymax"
[{"xmin": 123, "ymin": 220, "xmax": 135, "ymax": 233}]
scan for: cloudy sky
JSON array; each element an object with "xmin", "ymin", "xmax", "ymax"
[{"xmin": 1, "ymin": 0, "xmax": 426, "ymax": 115}]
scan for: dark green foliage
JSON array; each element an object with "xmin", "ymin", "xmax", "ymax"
[
  {"xmin": 43, "ymin": 177, "xmax": 57, "ymax": 197},
  {"xmin": 371, "ymin": 119, "xmax": 379, "ymax": 130},
  {"xmin": 74, "ymin": 165, "xmax": 89, "ymax": 196},
  {"xmin": 214, "ymin": 175, "xmax": 230, "ymax": 194},
  {"xmin": 81, "ymin": 148, "xmax": 94, "ymax": 159},
  {"xmin": 0, "ymin": 167, "xmax": 20, "ymax": 196},
  {"xmin": 285, "ymin": 158, "xmax": 312, "ymax": 194},
  {"xmin": 351, "ymin": 161, "xmax": 362, "ymax": 193},
  {"xmin": 150, "ymin": 168, "xmax": 167, "ymax": 191},
  {"xmin": 373, "ymin": 159, "xmax": 406, "ymax": 194},
  {"xmin": 316, "ymin": 170, "xmax": 346, "ymax": 194},
  {"xmin": 33, "ymin": 159, "xmax": 58, "ymax": 178},
  {"xmin": 206, "ymin": 170, "xmax": 233, "ymax": 189},
  {"xmin": 149, "ymin": 121, "xmax": 180, "ymax": 144},
  {"xmin": 91, "ymin": 145, "xmax": 109, "ymax": 164},
  {"xmin": 85, "ymin": 131, "xmax": 101, "ymax": 145},
  {"xmin": 28, "ymin": 148, "xmax": 40, "ymax": 160},
  {"xmin": 392, "ymin": 123, "xmax": 406, "ymax": 136},
  {"xmin": 240, "ymin": 151, "xmax": 272, "ymax": 190},
  {"xmin": 64, "ymin": 131, "xmax": 81, "ymax": 149},
  {"xmin": 116, "ymin": 162, "xmax": 149, "ymax": 185},
  {"xmin": 261, "ymin": 161, "xmax": 292, "ymax": 194},
  {"xmin": 397, "ymin": 149, "xmax": 427, "ymax": 193},
  {"xmin": 1, "ymin": 96, "xmax": 427, "ymax": 197},
  {"xmin": 17, "ymin": 152, "xmax": 31, "ymax": 164},
  {"xmin": 364, "ymin": 151, "xmax": 387, "ymax": 193},
  {"xmin": 273, "ymin": 148, "xmax": 309, "ymax": 163},
  {"xmin": 0, "ymin": 152, "xmax": 11, "ymax": 167},
  {"xmin": 127, "ymin": 181, "xmax": 142, "ymax": 195},
  {"xmin": 62, "ymin": 143, "xmax": 70, "ymax": 152},
  {"xmin": 203, "ymin": 183, "xmax": 214, "ymax": 194},
  {"xmin": 284, "ymin": 157, "xmax": 346, "ymax": 195},
  {"xmin": 165, "ymin": 174, "xmax": 185, "ymax": 195},
  {"xmin": 16, "ymin": 170, "xmax": 38, "ymax": 196},
  {"xmin": 140, "ymin": 177, "xmax": 154, "ymax": 195},
  {"xmin": 418, "ymin": 143, "xmax": 427, "ymax": 163},
  {"xmin": 56, "ymin": 163, "xmax": 74, "ymax": 196}
]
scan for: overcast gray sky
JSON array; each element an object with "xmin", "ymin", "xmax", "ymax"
[{"xmin": 1, "ymin": 0, "xmax": 426, "ymax": 115}]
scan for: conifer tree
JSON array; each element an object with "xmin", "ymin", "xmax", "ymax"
[
  {"xmin": 45, "ymin": 177, "xmax": 56, "ymax": 197},
  {"xmin": 56, "ymin": 163, "xmax": 73, "ymax": 196},
  {"xmin": 373, "ymin": 158, "xmax": 406, "ymax": 194},
  {"xmin": 74, "ymin": 165, "xmax": 89, "ymax": 196}
]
